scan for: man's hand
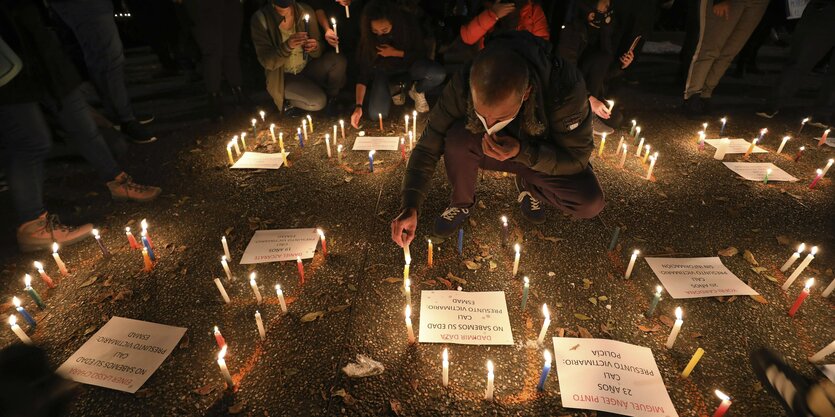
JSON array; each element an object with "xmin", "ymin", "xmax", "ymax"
[
  {"xmin": 713, "ymin": 2, "xmax": 730, "ymax": 19},
  {"xmin": 287, "ymin": 32, "xmax": 308, "ymax": 49},
  {"xmin": 336, "ymin": 0, "xmax": 352, "ymax": 6},
  {"xmin": 620, "ymin": 50, "xmax": 634, "ymax": 69},
  {"xmin": 482, "ymin": 133, "xmax": 520, "ymax": 161},
  {"xmin": 490, "ymin": 2, "xmax": 515, "ymax": 19},
  {"xmin": 589, "ymin": 96, "xmax": 611, "ymax": 119},
  {"xmin": 376, "ymin": 44, "xmax": 403, "ymax": 58},
  {"xmin": 391, "ymin": 208, "xmax": 418, "ymax": 247},
  {"xmin": 324, "ymin": 28, "xmax": 339, "ymax": 48},
  {"xmin": 351, "ymin": 107, "xmax": 363, "ymax": 128},
  {"xmin": 303, "ymin": 38, "xmax": 319, "ymax": 52}
]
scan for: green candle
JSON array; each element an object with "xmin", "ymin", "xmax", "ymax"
[{"xmin": 521, "ymin": 276, "xmax": 530, "ymax": 311}]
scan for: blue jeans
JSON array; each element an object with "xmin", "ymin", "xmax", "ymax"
[
  {"xmin": 365, "ymin": 59, "xmax": 446, "ymax": 120},
  {"xmin": 0, "ymin": 88, "xmax": 122, "ymax": 224},
  {"xmin": 51, "ymin": 0, "xmax": 136, "ymax": 123}
]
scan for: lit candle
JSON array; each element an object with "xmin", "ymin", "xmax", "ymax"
[
  {"xmin": 33, "ymin": 261, "xmax": 55, "ymax": 288},
  {"xmin": 403, "ymin": 256, "xmax": 411, "ymax": 283},
  {"xmin": 712, "ymin": 390, "xmax": 732, "ymax": 417},
  {"xmin": 332, "ymin": 17, "xmax": 339, "ymax": 53},
  {"xmin": 512, "ymin": 243, "xmax": 521, "ymax": 276},
  {"xmin": 810, "ymin": 169, "xmax": 824, "ymax": 189},
  {"xmin": 226, "ymin": 143, "xmax": 235, "ymax": 165},
  {"xmin": 297, "ymin": 127, "xmax": 304, "ymax": 147},
  {"xmin": 213, "ymin": 277, "xmax": 230, "ymax": 304},
  {"xmin": 714, "ymin": 138, "xmax": 730, "ymax": 160},
  {"xmin": 763, "ymin": 168, "xmax": 772, "ymax": 184},
  {"xmin": 646, "ymin": 285, "xmax": 662, "ymax": 317},
  {"xmin": 23, "ymin": 274, "xmax": 46, "ymax": 309},
  {"xmin": 307, "ymin": 114, "xmax": 314, "ymax": 133},
  {"xmin": 633, "ymin": 126, "xmax": 641, "ymax": 141},
  {"xmin": 52, "ymin": 243, "xmax": 68, "ymax": 276},
  {"xmin": 758, "ymin": 128, "xmax": 767, "ymax": 142},
  {"xmin": 635, "ymin": 137, "xmax": 644, "ymax": 156},
  {"xmin": 798, "ymin": 117, "xmax": 809, "ymax": 135},
  {"xmin": 217, "ymin": 346, "xmax": 234, "ymax": 390},
  {"xmin": 500, "ymin": 216, "xmax": 509, "ymax": 247},
  {"xmin": 794, "ymin": 146, "xmax": 805, "ymax": 162},
  {"xmin": 822, "ymin": 159, "xmax": 834, "ymax": 177},
  {"xmin": 642, "ymin": 144, "xmax": 651, "ymax": 163},
  {"xmin": 12, "ymin": 297, "xmax": 36, "ymax": 328},
  {"xmin": 698, "ymin": 132, "xmax": 705, "ymax": 151},
  {"xmin": 141, "ymin": 230, "xmax": 155, "ymax": 262},
  {"xmin": 665, "ymin": 307, "xmax": 683, "ymax": 349},
  {"xmin": 275, "ymin": 284, "xmax": 288, "ymax": 313},
  {"xmin": 317, "ymin": 228, "xmax": 327, "ymax": 257},
  {"xmin": 819, "ymin": 129, "xmax": 831, "ymax": 147},
  {"xmin": 702, "ymin": 122, "xmax": 708, "ymax": 134},
  {"xmin": 809, "ymin": 341, "xmax": 835, "ymax": 363},
  {"xmin": 240, "ymin": 132, "xmax": 247, "ymax": 150},
  {"xmin": 255, "ymin": 310, "xmax": 266, "ymax": 341},
  {"xmin": 405, "ymin": 305, "xmax": 415, "ymax": 344},
  {"xmin": 297, "ymin": 256, "xmax": 305, "ymax": 285},
  {"xmin": 278, "ymin": 131, "xmax": 286, "ymax": 156},
  {"xmin": 681, "ymin": 347, "xmax": 705, "ymax": 378},
  {"xmin": 91, "ymin": 228, "xmax": 110, "ymax": 257},
  {"xmin": 777, "ymin": 136, "xmax": 790, "ymax": 154},
  {"xmin": 259, "ymin": 110, "xmax": 266, "ymax": 122},
  {"xmin": 368, "ymin": 150, "xmax": 375, "ymax": 172},
  {"xmin": 646, "ymin": 153, "xmax": 658, "ymax": 180},
  {"xmin": 231, "ymin": 136, "xmax": 241, "ymax": 156},
  {"xmin": 325, "ymin": 134, "xmax": 332, "ymax": 158},
  {"xmin": 249, "ymin": 272, "xmax": 263, "ymax": 304},
  {"xmin": 302, "ymin": 120, "xmax": 308, "ymax": 144},
  {"xmin": 213, "ymin": 326, "xmax": 226, "ymax": 348},
  {"xmin": 743, "ymin": 138, "xmax": 758, "ymax": 158},
  {"xmin": 125, "ymin": 227, "xmax": 139, "ymax": 249},
  {"xmin": 485, "ymin": 360, "xmax": 495, "ymax": 400},
  {"xmin": 142, "ymin": 247, "xmax": 153, "ymax": 272},
  {"xmin": 719, "ymin": 117, "xmax": 727, "ymax": 136},
  {"xmin": 404, "ymin": 278, "xmax": 411, "ymax": 306},
  {"xmin": 606, "ymin": 99, "xmax": 615, "ymax": 113},
  {"xmin": 140, "ymin": 219, "xmax": 153, "ymax": 248},
  {"xmin": 537, "ymin": 350, "xmax": 552, "ymax": 391},
  {"xmin": 221, "ymin": 256, "xmax": 233, "ymax": 280},
  {"xmin": 344, "ymin": 2, "xmax": 350, "ymax": 17},
  {"xmin": 221, "ymin": 236, "xmax": 231, "ymax": 260},
  {"xmin": 8, "ymin": 315, "xmax": 32, "ymax": 345},
  {"xmin": 427, "ymin": 239, "xmax": 433, "ymax": 267},
  {"xmin": 619, "ymin": 144, "xmax": 628, "ymax": 168},
  {"xmin": 400, "ymin": 137, "xmax": 406, "ymax": 160},
  {"xmin": 408, "ymin": 131, "xmax": 414, "ymax": 150},
  {"xmin": 629, "ymin": 119, "xmax": 636, "ymax": 136},
  {"xmin": 783, "ymin": 246, "xmax": 817, "ymax": 290},
  {"xmin": 405, "ymin": 114, "xmax": 410, "ymax": 137},
  {"xmin": 378, "ymin": 113, "xmax": 384, "ymax": 131},
  {"xmin": 442, "ymin": 348, "xmax": 449, "ymax": 387},
  {"xmin": 303, "ymin": 14, "xmax": 310, "ymax": 58},
  {"xmin": 598, "ymin": 132, "xmax": 607, "ymax": 158},
  {"xmin": 412, "ymin": 110, "xmax": 417, "ymax": 138},
  {"xmin": 537, "ymin": 304, "xmax": 551, "ymax": 344},
  {"xmin": 521, "ymin": 276, "xmax": 530, "ymax": 310},
  {"xmin": 403, "ymin": 243, "xmax": 411, "ymax": 265},
  {"xmin": 822, "ymin": 278, "xmax": 834, "ymax": 298},
  {"xmin": 251, "ymin": 118, "xmax": 257, "ymax": 137},
  {"xmin": 458, "ymin": 228, "xmax": 464, "ymax": 255},
  {"xmin": 339, "ymin": 119, "xmax": 345, "ymax": 141},
  {"xmin": 625, "ymin": 250, "xmax": 639, "ymax": 279},
  {"xmin": 269, "ymin": 123, "xmax": 276, "ymax": 142},
  {"xmin": 616, "ymin": 135, "xmax": 624, "ymax": 154},
  {"xmin": 788, "ymin": 278, "xmax": 813, "ymax": 317}
]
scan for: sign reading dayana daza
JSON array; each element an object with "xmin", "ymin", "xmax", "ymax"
[{"xmin": 418, "ymin": 290, "xmax": 513, "ymax": 345}]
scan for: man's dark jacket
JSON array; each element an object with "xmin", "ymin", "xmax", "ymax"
[{"xmin": 401, "ymin": 31, "xmax": 594, "ymax": 211}]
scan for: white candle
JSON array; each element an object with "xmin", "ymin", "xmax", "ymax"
[
  {"xmin": 331, "ymin": 18, "xmax": 339, "ymax": 54},
  {"xmin": 221, "ymin": 236, "xmax": 231, "ymax": 260},
  {"xmin": 217, "ymin": 346, "xmax": 234, "ymax": 389},
  {"xmin": 405, "ymin": 305, "xmax": 415, "ymax": 344},
  {"xmin": 484, "ymin": 360, "xmax": 495, "ymax": 400},
  {"xmin": 537, "ymin": 304, "xmax": 551, "ymax": 344},
  {"xmin": 636, "ymin": 137, "xmax": 644, "ymax": 156},
  {"xmin": 275, "ymin": 284, "xmax": 288, "ymax": 313},
  {"xmin": 325, "ymin": 134, "xmax": 332, "ymax": 158},
  {"xmin": 232, "ymin": 136, "xmax": 241, "ymax": 156},
  {"xmin": 405, "ymin": 114, "xmax": 410, "ymax": 137},
  {"xmin": 513, "ymin": 243, "xmax": 521, "ymax": 276},
  {"xmin": 823, "ymin": 278, "xmax": 835, "ymax": 298},
  {"xmin": 616, "ymin": 135, "xmax": 624, "ymax": 154},
  {"xmin": 255, "ymin": 310, "xmax": 266, "ymax": 341},
  {"xmin": 782, "ymin": 246, "xmax": 817, "ymax": 290},
  {"xmin": 809, "ymin": 341, "xmax": 835, "ymax": 363},
  {"xmin": 777, "ymin": 136, "xmax": 790, "ymax": 154},
  {"xmin": 403, "ymin": 256, "xmax": 411, "ymax": 283},
  {"xmin": 625, "ymin": 249, "xmax": 639, "ymax": 278},
  {"xmin": 619, "ymin": 144, "xmax": 628, "ymax": 168},
  {"xmin": 714, "ymin": 138, "xmax": 730, "ymax": 160},
  {"xmin": 665, "ymin": 307, "xmax": 683, "ymax": 349},
  {"xmin": 8, "ymin": 315, "xmax": 32, "ymax": 345},
  {"xmin": 52, "ymin": 242, "xmax": 68, "ymax": 275},
  {"xmin": 221, "ymin": 256, "xmax": 233, "ymax": 280},
  {"xmin": 646, "ymin": 153, "xmax": 658, "ymax": 180},
  {"xmin": 339, "ymin": 119, "xmax": 345, "ymax": 141},
  {"xmin": 213, "ymin": 278, "xmax": 231, "ymax": 304},
  {"xmin": 412, "ymin": 110, "xmax": 417, "ymax": 138},
  {"xmin": 403, "ymin": 243, "xmax": 411, "ymax": 263},
  {"xmin": 780, "ymin": 243, "xmax": 806, "ymax": 272},
  {"xmin": 337, "ymin": 144, "xmax": 343, "ymax": 164},
  {"xmin": 822, "ymin": 158, "xmax": 834, "ymax": 177},
  {"xmin": 404, "ymin": 278, "xmax": 411, "ymax": 306},
  {"xmin": 259, "ymin": 110, "xmax": 266, "ymax": 122},
  {"xmin": 606, "ymin": 99, "xmax": 614, "ymax": 113},
  {"xmin": 332, "ymin": 124, "xmax": 338, "ymax": 145},
  {"xmin": 240, "ymin": 132, "xmax": 247, "ymax": 150},
  {"xmin": 442, "ymin": 348, "xmax": 449, "ymax": 387},
  {"xmin": 249, "ymin": 272, "xmax": 262, "ymax": 304}
]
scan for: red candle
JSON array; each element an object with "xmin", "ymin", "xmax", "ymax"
[
  {"xmin": 34, "ymin": 262, "xmax": 55, "ymax": 288},
  {"xmin": 819, "ymin": 129, "xmax": 830, "ymax": 147},
  {"xmin": 213, "ymin": 326, "xmax": 226, "ymax": 348},
  {"xmin": 712, "ymin": 390, "xmax": 732, "ymax": 417},
  {"xmin": 788, "ymin": 279, "xmax": 814, "ymax": 317},
  {"xmin": 794, "ymin": 146, "xmax": 805, "ymax": 162},
  {"xmin": 317, "ymin": 229, "xmax": 328, "ymax": 258},
  {"xmin": 379, "ymin": 113, "xmax": 384, "ymax": 132},
  {"xmin": 400, "ymin": 138, "xmax": 406, "ymax": 161},
  {"xmin": 297, "ymin": 256, "xmax": 305, "ymax": 285},
  {"xmin": 125, "ymin": 227, "xmax": 140, "ymax": 249},
  {"xmin": 809, "ymin": 169, "xmax": 823, "ymax": 189}
]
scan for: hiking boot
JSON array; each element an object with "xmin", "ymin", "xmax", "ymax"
[
  {"xmin": 750, "ymin": 348, "xmax": 812, "ymax": 417},
  {"xmin": 409, "ymin": 85, "xmax": 430, "ymax": 113},
  {"xmin": 121, "ymin": 120, "xmax": 157, "ymax": 144},
  {"xmin": 756, "ymin": 107, "xmax": 779, "ymax": 119},
  {"xmin": 683, "ymin": 94, "xmax": 704, "ymax": 119},
  {"xmin": 107, "ymin": 172, "xmax": 161, "ymax": 203},
  {"xmin": 392, "ymin": 91, "xmax": 406, "ymax": 106},
  {"xmin": 432, "ymin": 206, "xmax": 471, "ymax": 241},
  {"xmin": 592, "ymin": 115, "xmax": 614, "ymax": 136},
  {"xmin": 515, "ymin": 175, "xmax": 545, "ymax": 224},
  {"xmin": 16, "ymin": 212, "xmax": 93, "ymax": 253}
]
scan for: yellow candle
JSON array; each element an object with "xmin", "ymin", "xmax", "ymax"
[
  {"xmin": 598, "ymin": 132, "xmax": 607, "ymax": 157},
  {"xmin": 269, "ymin": 124, "xmax": 276, "ymax": 143},
  {"xmin": 681, "ymin": 347, "xmax": 705, "ymax": 378},
  {"xmin": 278, "ymin": 132, "xmax": 285, "ymax": 156},
  {"xmin": 306, "ymin": 114, "xmax": 313, "ymax": 132},
  {"xmin": 226, "ymin": 144, "xmax": 235, "ymax": 165},
  {"xmin": 405, "ymin": 305, "xmax": 415, "ymax": 344},
  {"xmin": 142, "ymin": 247, "xmax": 153, "ymax": 272},
  {"xmin": 240, "ymin": 132, "xmax": 247, "ymax": 150},
  {"xmin": 427, "ymin": 239, "xmax": 433, "ymax": 267}
]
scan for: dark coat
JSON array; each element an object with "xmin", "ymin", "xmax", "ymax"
[{"xmin": 401, "ymin": 31, "xmax": 593, "ymax": 211}]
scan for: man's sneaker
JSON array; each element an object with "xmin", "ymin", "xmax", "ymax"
[
  {"xmin": 515, "ymin": 175, "xmax": 546, "ymax": 224},
  {"xmin": 121, "ymin": 120, "xmax": 157, "ymax": 144},
  {"xmin": 683, "ymin": 94, "xmax": 704, "ymax": 119},
  {"xmin": 136, "ymin": 113, "xmax": 154, "ymax": 124},
  {"xmin": 592, "ymin": 115, "xmax": 614, "ymax": 136},
  {"xmin": 750, "ymin": 348, "xmax": 812, "ymax": 417},
  {"xmin": 432, "ymin": 206, "xmax": 470, "ymax": 241},
  {"xmin": 756, "ymin": 107, "xmax": 779, "ymax": 119},
  {"xmin": 392, "ymin": 91, "xmax": 406, "ymax": 106},
  {"xmin": 107, "ymin": 173, "xmax": 161, "ymax": 203},
  {"xmin": 16, "ymin": 212, "xmax": 93, "ymax": 253},
  {"xmin": 409, "ymin": 85, "xmax": 430, "ymax": 113}
]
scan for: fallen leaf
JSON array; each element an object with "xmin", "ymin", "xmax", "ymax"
[
  {"xmin": 332, "ymin": 389, "xmax": 356, "ymax": 406},
  {"xmin": 113, "ymin": 289, "xmax": 133, "ymax": 302},
  {"xmin": 718, "ymin": 246, "xmax": 738, "ymax": 257},
  {"xmin": 582, "ymin": 278, "xmax": 592, "ymax": 289},
  {"xmin": 179, "ymin": 334, "xmax": 190, "ymax": 349},
  {"xmin": 577, "ymin": 325, "xmax": 593, "ymax": 338},
  {"xmin": 574, "ymin": 313, "xmax": 592, "ymax": 321},
  {"xmin": 284, "ymin": 368, "xmax": 299, "ymax": 377},
  {"xmin": 83, "ymin": 325, "xmax": 98, "ymax": 336},
  {"xmin": 659, "ymin": 315, "xmax": 674, "ymax": 327},
  {"xmin": 224, "ymin": 227, "xmax": 234, "ymax": 236},
  {"xmin": 489, "ymin": 261, "xmax": 497, "ymax": 270},
  {"xmin": 389, "ymin": 399, "xmax": 403, "ymax": 416},
  {"xmin": 776, "ymin": 235, "xmax": 792, "ymax": 246},
  {"xmin": 751, "ymin": 267, "xmax": 768, "ymax": 274},
  {"xmin": 328, "ymin": 304, "xmax": 350, "ymax": 313},
  {"xmin": 588, "ymin": 297, "xmax": 598, "ymax": 306},
  {"xmin": 422, "ymin": 280, "xmax": 437, "ymax": 286},
  {"xmin": 464, "ymin": 260, "xmax": 481, "ymax": 270},
  {"xmin": 228, "ymin": 401, "xmax": 246, "ymax": 414},
  {"xmin": 301, "ymin": 311, "xmax": 325, "ymax": 322},
  {"xmin": 743, "ymin": 250, "xmax": 759, "ymax": 265},
  {"xmin": 382, "ymin": 277, "xmax": 401, "ymax": 284},
  {"xmin": 749, "ymin": 294, "xmax": 768, "ymax": 304},
  {"xmin": 468, "ymin": 218, "xmax": 477, "ymax": 227},
  {"xmin": 438, "ymin": 277, "xmax": 452, "ymax": 289},
  {"xmin": 525, "ymin": 317, "xmax": 533, "ymax": 330},
  {"xmin": 598, "ymin": 296, "xmax": 608, "ymax": 301},
  {"xmin": 135, "ymin": 388, "xmax": 153, "ymax": 398},
  {"xmin": 79, "ymin": 276, "xmax": 98, "ymax": 288},
  {"xmin": 347, "ymin": 284, "xmax": 357, "ymax": 291},
  {"xmin": 192, "ymin": 383, "xmax": 215, "ymax": 396},
  {"xmin": 637, "ymin": 324, "xmax": 662, "ymax": 332},
  {"xmin": 447, "ymin": 273, "xmax": 467, "ymax": 285}
]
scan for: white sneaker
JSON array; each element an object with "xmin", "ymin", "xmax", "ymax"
[
  {"xmin": 392, "ymin": 92, "xmax": 406, "ymax": 106},
  {"xmin": 409, "ymin": 85, "xmax": 430, "ymax": 113}
]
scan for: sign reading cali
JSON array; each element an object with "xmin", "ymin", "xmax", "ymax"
[{"xmin": 418, "ymin": 291, "xmax": 513, "ymax": 345}]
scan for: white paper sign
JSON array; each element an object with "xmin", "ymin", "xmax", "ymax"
[
  {"xmin": 418, "ymin": 291, "xmax": 513, "ymax": 345},
  {"xmin": 231, "ymin": 152, "xmax": 286, "ymax": 169},
  {"xmin": 820, "ymin": 364, "xmax": 835, "ymax": 383},
  {"xmin": 352, "ymin": 136, "xmax": 400, "ymax": 151},
  {"xmin": 722, "ymin": 162, "xmax": 798, "ymax": 182},
  {"xmin": 704, "ymin": 138, "xmax": 768, "ymax": 154},
  {"xmin": 552, "ymin": 338, "xmax": 678, "ymax": 417},
  {"xmin": 56, "ymin": 317, "xmax": 186, "ymax": 393},
  {"xmin": 787, "ymin": 0, "xmax": 809, "ymax": 19},
  {"xmin": 240, "ymin": 228, "xmax": 319, "ymax": 264},
  {"xmin": 645, "ymin": 257, "xmax": 759, "ymax": 298}
]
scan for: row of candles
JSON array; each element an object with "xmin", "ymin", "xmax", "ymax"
[{"xmin": 599, "ymin": 128, "xmax": 659, "ymax": 180}]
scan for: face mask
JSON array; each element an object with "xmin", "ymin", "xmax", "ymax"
[
  {"xmin": 375, "ymin": 33, "xmax": 393, "ymax": 44},
  {"xmin": 589, "ymin": 9, "xmax": 613, "ymax": 28},
  {"xmin": 475, "ymin": 95, "xmax": 524, "ymax": 135}
]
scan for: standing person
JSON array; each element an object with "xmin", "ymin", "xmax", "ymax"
[
  {"xmin": 460, "ymin": 0, "xmax": 550, "ymax": 50},
  {"xmin": 1, "ymin": 0, "xmax": 160, "ymax": 252},
  {"xmin": 251, "ymin": 0, "xmax": 347, "ymax": 114},
  {"xmin": 49, "ymin": 0, "xmax": 156, "ymax": 144},
  {"xmin": 349, "ymin": 0, "xmax": 446, "ymax": 128},
  {"xmin": 682, "ymin": 0, "xmax": 769, "ymax": 117},
  {"xmin": 183, "ymin": 0, "xmax": 247, "ymax": 121},
  {"xmin": 390, "ymin": 32, "xmax": 604, "ymax": 246}
]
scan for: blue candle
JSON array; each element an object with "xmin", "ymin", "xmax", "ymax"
[
  {"xmin": 12, "ymin": 297, "xmax": 36, "ymax": 328},
  {"xmin": 297, "ymin": 128, "xmax": 304, "ymax": 147},
  {"xmin": 521, "ymin": 276, "xmax": 529, "ymax": 310},
  {"xmin": 92, "ymin": 228, "xmax": 110, "ymax": 257},
  {"xmin": 368, "ymin": 150, "xmax": 375, "ymax": 172},
  {"xmin": 23, "ymin": 275, "xmax": 45, "ymax": 310},
  {"xmin": 457, "ymin": 228, "xmax": 464, "ymax": 255},
  {"xmin": 537, "ymin": 350, "xmax": 552, "ymax": 391},
  {"xmin": 758, "ymin": 128, "xmax": 766, "ymax": 142},
  {"xmin": 607, "ymin": 226, "xmax": 621, "ymax": 251},
  {"xmin": 646, "ymin": 286, "xmax": 663, "ymax": 317},
  {"xmin": 142, "ymin": 235, "xmax": 156, "ymax": 262}
]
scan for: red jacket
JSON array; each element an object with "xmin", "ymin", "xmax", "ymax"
[{"xmin": 460, "ymin": 2, "xmax": 550, "ymax": 49}]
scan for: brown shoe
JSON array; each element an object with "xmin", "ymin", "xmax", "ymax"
[
  {"xmin": 16, "ymin": 212, "xmax": 93, "ymax": 253},
  {"xmin": 107, "ymin": 173, "xmax": 161, "ymax": 203}
]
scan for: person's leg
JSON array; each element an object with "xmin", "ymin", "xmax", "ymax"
[
  {"xmin": 579, "ymin": 49, "xmax": 614, "ymax": 99},
  {"xmin": 0, "ymin": 103, "xmax": 51, "ymax": 224},
  {"xmin": 186, "ymin": 0, "xmax": 224, "ymax": 93},
  {"xmin": 283, "ymin": 73, "xmax": 328, "ymax": 111},
  {"xmin": 221, "ymin": 0, "xmax": 244, "ymax": 88},
  {"xmin": 684, "ymin": 0, "xmax": 740, "ymax": 99},
  {"xmin": 409, "ymin": 59, "xmax": 446, "ymax": 93},
  {"xmin": 679, "ymin": 0, "xmax": 702, "ymax": 81},
  {"xmin": 701, "ymin": 0, "xmax": 768, "ymax": 97},
  {"xmin": 366, "ymin": 70, "xmax": 393, "ymax": 120},
  {"xmin": 50, "ymin": 0, "xmax": 135, "ymax": 123},
  {"xmin": 301, "ymin": 51, "xmax": 347, "ymax": 98},
  {"xmin": 442, "ymin": 123, "xmax": 482, "ymax": 208}
]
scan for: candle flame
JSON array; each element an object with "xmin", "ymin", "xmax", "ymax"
[
  {"xmin": 221, "ymin": 255, "xmax": 227, "ymax": 262},
  {"xmin": 413, "ymin": 110, "xmax": 417, "ymax": 117},
  {"xmin": 9, "ymin": 315, "xmax": 16, "ymax": 326},
  {"xmin": 802, "ymin": 117, "xmax": 810, "ymax": 124},
  {"xmin": 405, "ymin": 304, "xmax": 411, "ymax": 318},
  {"xmin": 52, "ymin": 242, "xmax": 59, "ymax": 253},
  {"xmin": 218, "ymin": 345, "xmax": 227, "ymax": 360},
  {"xmin": 501, "ymin": 215, "xmax": 507, "ymax": 225},
  {"xmin": 816, "ymin": 169, "xmax": 823, "ymax": 175},
  {"xmin": 214, "ymin": 326, "xmax": 220, "ymax": 334},
  {"xmin": 442, "ymin": 348, "xmax": 448, "ymax": 361},
  {"xmin": 92, "ymin": 228, "xmax": 100, "ymax": 237},
  {"xmin": 782, "ymin": 136, "xmax": 790, "ymax": 142},
  {"xmin": 542, "ymin": 304, "xmax": 550, "ymax": 320},
  {"xmin": 331, "ymin": 17, "xmax": 336, "ymax": 25},
  {"xmin": 337, "ymin": 144, "xmax": 343, "ymax": 151},
  {"xmin": 297, "ymin": 256, "xmax": 302, "ymax": 262},
  {"xmin": 12, "ymin": 296, "xmax": 21, "ymax": 307},
  {"xmin": 636, "ymin": 126, "xmax": 641, "ymax": 133},
  {"xmin": 275, "ymin": 284, "xmax": 282, "ymax": 293},
  {"xmin": 141, "ymin": 219, "xmax": 148, "ymax": 230},
  {"xmin": 761, "ymin": 128, "xmax": 767, "ymax": 134},
  {"xmin": 227, "ymin": 142, "xmax": 233, "ymax": 150},
  {"xmin": 675, "ymin": 307, "xmax": 683, "ymax": 320},
  {"xmin": 306, "ymin": 114, "xmax": 312, "ymax": 122},
  {"xmin": 752, "ymin": 138, "xmax": 758, "ymax": 144},
  {"xmin": 487, "ymin": 360, "xmax": 494, "ymax": 373},
  {"xmin": 804, "ymin": 278, "xmax": 814, "ymax": 289},
  {"xmin": 514, "ymin": 243, "xmax": 521, "ymax": 254},
  {"xmin": 340, "ymin": 119, "xmax": 344, "ymax": 126},
  {"xmin": 34, "ymin": 261, "xmax": 43, "ymax": 270},
  {"xmin": 523, "ymin": 276, "xmax": 529, "ymax": 285},
  {"xmin": 645, "ymin": 144, "xmax": 650, "ymax": 151},
  {"xmin": 810, "ymin": 246, "xmax": 818, "ymax": 256},
  {"xmin": 251, "ymin": 118, "xmax": 256, "ymax": 125},
  {"xmin": 702, "ymin": 123, "xmax": 707, "ymax": 129},
  {"xmin": 797, "ymin": 243, "xmax": 806, "ymax": 254},
  {"xmin": 631, "ymin": 119, "xmax": 636, "ymax": 125},
  {"xmin": 369, "ymin": 150, "xmax": 376, "ymax": 157},
  {"xmin": 632, "ymin": 249, "xmax": 640, "ymax": 256},
  {"xmin": 24, "ymin": 274, "xmax": 32, "ymax": 287},
  {"xmin": 297, "ymin": 127, "xmax": 301, "ymax": 133},
  {"xmin": 766, "ymin": 168, "xmax": 772, "ymax": 175},
  {"xmin": 260, "ymin": 110, "xmax": 266, "ymax": 118},
  {"xmin": 720, "ymin": 117, "xmax": 727, "ymax": 123},
  {"xmin": 715, "ymin": 390, "xmax": 730, "ymax": 401},
  {"xmin": 544, "ymin": 349, "xmax": 552, "ymax": 363},
  {"xmin": 655, "ymin": 285, "xmax": 662, "ymax": 294},
  {"xmin": 800, "ymin": 146, "xmax": 806, "ymax": 151},
  {"xmin": 249, "ymin": 272, "xmax": 256, "ymax": 283},
  {"xmin": 270, "ymin": 123, "xmax": 275, "ymax": 129},
  {"xmin": 316, "ymin": 228, "xmax": 325, "ymax": 239},
  {"xmin": 606, "ymin": 100, "xmax": 614, "ymax": 108},
  {"xmin": 405, "ymin": 255, "xmax": 411, "ymax": 265},
  {"xmin": 828, "ymin": 158, "xmax": 834, "ymax": 164},
  {"xmin": 653, "ymin": 151, "xmax": 658, "ymax": 158}
]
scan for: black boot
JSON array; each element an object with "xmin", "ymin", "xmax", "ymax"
[{"xmin": 207, "ymin": 92, "xmax": 223, "ymax": 122}]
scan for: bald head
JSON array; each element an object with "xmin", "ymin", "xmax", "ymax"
[{"xmin": 470, "ymin": 47, "xmax": 530, "ymax": 107}]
